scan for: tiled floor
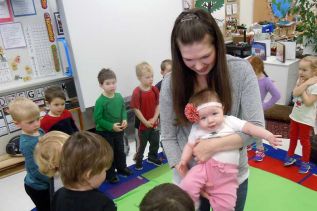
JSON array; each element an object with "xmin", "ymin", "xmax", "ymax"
[{"xmin": 0, "ymin": 138, "xmax": 298, "ymax": 211}]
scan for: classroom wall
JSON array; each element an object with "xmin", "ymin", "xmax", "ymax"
[{"xmin": 0, "ymin": 1, "xmax": 257, "ymax": 155}]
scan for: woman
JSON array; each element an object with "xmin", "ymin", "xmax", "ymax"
[{"xmin": 160, "ymin": 8, "xmax": 264, "ymax": 211}]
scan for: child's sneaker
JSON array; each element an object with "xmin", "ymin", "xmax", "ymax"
[
  {"xmin": 254, "ymin": 150, "xmax": 265, "ymax": 162},
  {"xmin": 147, "ymin": 157, "xmax": 162, "ymax": 166},
  {"xmin": 284, "ymin": 156, "xmax": 296, "ymax": 166},
  {"xmin": 246, "ymin": 145, "xmax": 252, "ymax": 151},
  {"xmin": 108, "ymin": 176, "xmax": 119, "ymax": 184},
  {"xmin": 299, "ymin": 162, "xmax": 310, "ymax": 174},
  {"xmin": 135, "ymin": 161, "xmax": 143, "ymax": 171},
  {"xmin": 117, "ymin": 167, "xmax": 133, "ymax": 176}
]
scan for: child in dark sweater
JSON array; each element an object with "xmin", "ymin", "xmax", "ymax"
[{"xmin": 52, "ymin": 131, "xmax": 116, "ymax": 211}]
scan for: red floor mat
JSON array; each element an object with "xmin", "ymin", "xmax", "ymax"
[
  {"xmin": 249, "ymin": 156, "xmax": 308, "ymax": 186},
  {"xmin": 300, "ymin": 174, "xmax": 317, "ymax": 191}
]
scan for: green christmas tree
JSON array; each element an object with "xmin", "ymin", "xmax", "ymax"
[{"xmin": 195, "ymin": 0, "xmax": 224, "ymax": 13}]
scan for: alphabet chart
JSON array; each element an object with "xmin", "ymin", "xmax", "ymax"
[{"xmin": 25, "ymin": 24, "xmax": 56, "ymax": 77}]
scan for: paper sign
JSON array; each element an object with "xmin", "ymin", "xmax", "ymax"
[
  {"xmin": 232, "ymin": 3, "xmax": 238, "ymax": 14},
  {"xmin": 0, "ymin": 110, "xmax": 8, "ymax": 136},
  {"xmin": 0, "ymin": 0, "xmax": 13, "ymax": 23},
  {"xmin": 0, "ymin": 22, "xmax": 27, "ymax": 49},
  {"xmin": 11, "ymin": 0, "xmax": 36, "ymax": 17},
  {"xmin": 3, "ymin": 107, "xmax": 20, "ymax": 132},
  {"xmin": 226, "ymin": 4, "xmax": 232, "ymax": 15}
]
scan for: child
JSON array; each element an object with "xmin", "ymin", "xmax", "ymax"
[
  {"xmin": 155, "ymin": 59, "xmax": 172, "ymax": 91},
  {"xmin": 52, "ymin": 131, "xmax": 116, "ymax": 211},
  {"xmin": 248, "ymin": 56, "xmax": 281, "ymax": 161},
  {"xmin": 94, "ymin": 68, "xmax": 132, "ymax": 183},
  {"xmin": 41, "ymin": 85, "xmax": 78, "ymax": 134},
  {"xmin": 177, "ymin": 89, "xmax": 281, "ymax": 210},
  {"xmin": 284, "ymin": 56, "xmax": 317, "ymax": 174},
  {"xmin": 34, "ymin": 131, "xmax": 69, "ymax": 198},
  {"xmin": 139, "ymin": 183, "xmax": 195, "ymax": 211},
  {"xmin": 131, "ymin": 61, "xmax": 161, "ymax": 170},
  {"xmin": 8, "ymin": 97, "xmax": 50, "ymax": 211}
]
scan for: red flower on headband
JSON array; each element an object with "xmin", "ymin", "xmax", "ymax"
[{"xmin": 184, "ymin": 103, "xmax": 199, "ymax": 123}]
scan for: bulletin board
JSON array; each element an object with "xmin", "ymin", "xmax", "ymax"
[
  {"xmin": 253, "ymin": 0, "xmax": 276, "ymax": 23},
  {"xmin": 0, "ymin": 0, "xmax": 65, "ymax": 91},
  {"xmin": 0, "ymin": 0, "xmax": 75, "ymax": 142}
]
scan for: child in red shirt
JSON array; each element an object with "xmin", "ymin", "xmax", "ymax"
[
  {"xmin": 41, "ymin": 86, "xmax": 78, "ymax": 135},
  {"xmin": 131, "ymin": 62, "xmax": 161, "ymax": 170}
]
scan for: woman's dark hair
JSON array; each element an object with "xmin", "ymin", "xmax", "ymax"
[
  {"xmin": 171, "ymin": 8, "xmax": 232, "ymax": 125},
  {"xmin": 139, "ymin": 183, "xmax": 195, "ymax": 211}
]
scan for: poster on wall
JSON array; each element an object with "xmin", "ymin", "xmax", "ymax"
[
  {"xmin": 10, "ymin": 0, "xmax": 36, "ymax": 17},
  {"xmin": 0, "ymin": 22, "xmax": 27, "ymax": 49},
  {"xmin": 54, "ymin": 12, "xmax": 64, "ymax": 35},
  {"xmin": 0, "ymin": 110, "xmax": 8, "ymax": 136},
  {"xmin": 0, "ymin": 0, "xmax": 13, "ymax": 23},
  {"xmin": 3, "ymin": 107, "xmax": 20, "ymax": 132},
  {"xmin": 188, "ymin": 0, "xmax": 225, "ymax": 29},
  {"xmin": 183, "ymin": 0, "xmax": 194, "ymax": 10},
  {"xmin": 24, "ymin": 24, "xmax": 59, "ymax": 77},
  {"xmin": 0, "ymin": 53, "xmax": 13, "ymax": 83}
]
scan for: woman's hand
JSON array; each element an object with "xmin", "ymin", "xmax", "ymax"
[
  {"xmin": 194, "ymin": 134, "xmax": 243, "ymax": 162},
  {"xmin": 193, "ymin": 139, "xmax": 216, "ymax": 162}
]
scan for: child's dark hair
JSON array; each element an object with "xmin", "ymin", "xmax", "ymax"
[
  {"xmin": 140, "ymin": 183, "xmax": 194, "ymax": 211},
  {"xmin": 59, "ymin": 131, "xmax": 113, "ymax": 189},
  {"xmin": 44, "ymin": 85, "xmax": 66, "ymax": 103},
  {"xmin": 189, "ymin": 89, "xmax": 222, "ymax": 109},
  {"xmin": 97, "ymin": 68, "xmax": 116, "ymax": 84}
]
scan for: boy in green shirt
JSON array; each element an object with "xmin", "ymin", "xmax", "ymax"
[{"xmin": 94, "ymin": 68, "xmax": 133, "ymax": 184}]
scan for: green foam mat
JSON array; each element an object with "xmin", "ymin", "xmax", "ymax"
[
  {"xmin": 141, "ymin": 163, "xmax": 171, "ymax": 183},
  {"xmin": 114, "ymin": 182, "xmax": 158, "ymax": 211},
  {"xmin": 114, "ymin": 165, "xmax": 317, "ymax": 211},
  {"xmin": 246, "ymin": 167, "xmax": 317, "ymax": 211},
  {"xmin": 114, "ymin": 164, "xmax": 172, "ymax": 211}
]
